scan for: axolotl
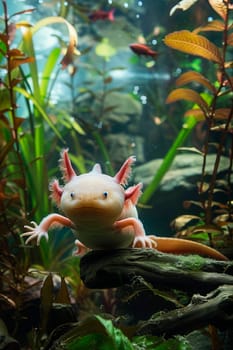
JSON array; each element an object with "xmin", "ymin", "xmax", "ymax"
[{"xmin": 22, "ymin": 150, "xmax": 227, "ymax": 260}]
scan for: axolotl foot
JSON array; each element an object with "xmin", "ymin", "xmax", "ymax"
[
  {"xmin": 73, "ymin": 239, "xmax": 90, "ymax": 256},
  {"xmin": 22, "ymin": 221, "xmax": 48, "ymax": 245},
  {"xmin": 132, "ymin": 235, "xmax": 158, "ymax": 249}
]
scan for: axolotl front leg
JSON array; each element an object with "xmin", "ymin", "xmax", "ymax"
[
  {"xmin": 22, "ymin": 214, "xmax": 73, "ymax": 245},
  {"xmin": 114, "ymin": 217, "xmax": 157, "ymax": 249}
]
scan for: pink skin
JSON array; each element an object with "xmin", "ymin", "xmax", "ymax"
[
  {"xmin": 22, "ymin": 150, "xmax": 227, "ymax": 260},
  {"xmin": 22, "ymin": 150, "xmax": 156, "ymax": 255}
]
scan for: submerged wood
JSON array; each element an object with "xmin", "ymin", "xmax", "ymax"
[
  {"xmin": 137, "ymin": 285, "xmax": 233, "ymax": 337},
  {"xmin": 80, "ymin": 248, "xmax": 233, "ymax": 293}
]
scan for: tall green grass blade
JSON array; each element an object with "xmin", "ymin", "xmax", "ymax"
[
  {"xmin": 40, "ymin": 47, "xmax": 61, "ymax": 104},
  {"xmin": 140, "ymin": 117, "xmax": 197, "ymax": 204},
  {"xmin": 21, "ymin": 27, "xmax": 41, "ymax": 102},
  {"xmin": 14, "ymin": 86, "xmax": 63, "ymax": 140}
]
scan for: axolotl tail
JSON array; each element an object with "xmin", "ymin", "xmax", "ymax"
[{"xmin": 149, "ymin": 236, "xmax": 228, "ymax": 261}]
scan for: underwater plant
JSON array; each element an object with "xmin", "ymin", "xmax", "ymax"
[
  {"xmin": 163, "ymin": 0, "xmax": 233, "ymax": 249},
  {"xmin": 1, "ymin": 1, "xmax": 233, "ymax": 349},
  {"xmin": 0, "ymin": 0, "xmax": 79, "ymax": 260},
  {"xmin": 0, "ymin": 0, "xmax": 81, "ymax": 341}
]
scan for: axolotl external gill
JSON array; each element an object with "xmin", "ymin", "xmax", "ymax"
[{"xmin": 22, "ymin": 150, "xmax": 227, "ymax": 260}]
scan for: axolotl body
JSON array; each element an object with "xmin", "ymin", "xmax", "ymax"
[{"xmin": 22, "ymin": 150, "xmax": 227, "ymax": 260}]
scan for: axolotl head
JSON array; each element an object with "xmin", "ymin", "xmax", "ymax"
[
  {"xmin": 60, "ymin": 172, "xmax": 125, "ymax": 227},
  {"xmin": 50, "ymin": 150, "xmax": 136, "ymax": 228}
]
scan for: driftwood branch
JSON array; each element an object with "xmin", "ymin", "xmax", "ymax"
[
  {"xmin": 80, "ymin": 248, "xmax": 233, "ymax": 293},
  {"xmin": 137, "ymin": 285, "xmax": 233, "ymax": 337},
  {"xmin": 80, "ymin": 249, "xmax": 233, "ymax": 337}
]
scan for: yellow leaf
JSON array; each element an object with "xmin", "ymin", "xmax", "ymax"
[
  {"xmin": 208, "ymin": 0, "xmax": 227, "ymax": 20},
  {"xmin": 175, "ymin": 70, "xmax": 216, "ymax": 93},
  {"xmin": 16, "ymin": 21, "xmax": 33, "ymax": 28},
  {"xmin": 164, "ymin": 30, "xmax": 222, "ymax": 64},
  {"xmin": 194, "ymin": 20, "xmax": 225, "ymax": 34},
  {"xmin": 166, "ymin": 88, "xmax": 209, "ymax": 112},
  {"xmin": 30, "ymin": 17, "xmax": 78, "ymax": 70}
]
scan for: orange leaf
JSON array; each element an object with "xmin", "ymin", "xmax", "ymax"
[
  {"xmin": 14, "ymin": 116, "xmax": 25, "ymax": 129},
  {"xmin": 185, "ymin": 108, "xmax": 233, "ymax": 121},
  {"xmin": 164, "ymin": 30, "xmax": 222, "ymax": 64},
  {"xmin": 9, "ymin": 56, "xmax": 34, "ymax": 70},
  {"xmin": 175, "ymin": 71, "xmax": 216, "ymax": 93},
  {"xmin": 194, "ymin": 20, "xmax": 225, "ymax": 34},
  {"xmin": 8, "ymin": 48, "xmax": 34, "ymax": 70},
  {"xmin": 166, "ymin": 88, "xmax": 209, "ymax": 112},
  {"xmin": 211, "ymin": 108, "xmax": 233, "ymax": 120},
  {"xmin": 8, "ymin": 48, "xmax": 24, "ymax": 58},
  {"xmin": 208, "ymin": 0, "xmax": 227, "ymax": 20},
  {"xmin": 227, "ymin": 33, "xmax": 233, "ymax": 46},
  {"xmin": 184, "ymin": 108, "xmax": 205, "ymax": 120}
]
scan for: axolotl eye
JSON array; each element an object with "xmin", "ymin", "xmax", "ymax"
[
  {"xmin": 103, "ymin": 191, "xmax": 108, "ymax": 199},
  {"xmin": 70, "ymin": 192, "xmax": 75, "ymax": 199}
]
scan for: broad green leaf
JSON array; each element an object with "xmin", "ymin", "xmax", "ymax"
[
  {"xmin": 164, "ymin": 30, "xmax": 222, "ymax": 64},
  {"xmin": 59, "ymin": 315, "xmax": 134, "ymax": 350}
]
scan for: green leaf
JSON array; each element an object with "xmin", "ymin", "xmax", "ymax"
[
  {"xmin": 40, "ymin": 47, "xmax": 61, "ymax": 103},
  {"xmin": 14, "ymin": 86, "xmax": 63, "ymax": 140},
  {"xmin": 95, "ymin": 38, "xmax": 116, "ymax": 60},
  {"xmin": 58, "ymin": 315, "xmax": 134, "ymax": 350}
]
